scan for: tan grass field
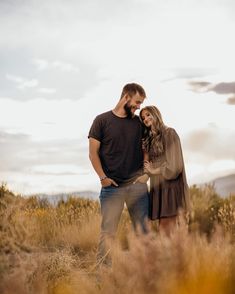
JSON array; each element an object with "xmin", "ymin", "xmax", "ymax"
[{"xmin": 0, "ymin": 183, "xmax": 234, "ymax": 294}]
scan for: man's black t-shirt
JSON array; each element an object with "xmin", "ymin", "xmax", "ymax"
[{"xmin": 88, "ymin": 111, "xmax": 143, "ymax": 185}]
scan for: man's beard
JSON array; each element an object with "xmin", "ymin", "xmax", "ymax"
[{"xmin": 124, "ymin": 103, "xmax": 135, "ymax": 118}]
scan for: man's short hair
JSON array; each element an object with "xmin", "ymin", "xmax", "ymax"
[{"xmin": 120, "ymin": 83, "xmax": 146, "ymax": 99}]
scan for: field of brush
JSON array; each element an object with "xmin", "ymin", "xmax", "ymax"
[{"xmin": 0, "ymin": 183, "xmax": 234, "ymax": 294}]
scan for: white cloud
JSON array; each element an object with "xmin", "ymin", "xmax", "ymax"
[
  {"xmin": 208, "ymin": 160, "xmax": 235, "ymax": 174},
  {"xmin": 32, "ymin": 164, "xmax": 87, "ymax": 175},
  {"xmin": 38, "ymin": 87, "xmax": 56, "ymax": 94},
  {"xmin": 6, "ymin": 74, "xmax": 39, "ymax": 89},
  {"xmin": 52, "ymin": 61, "xmax": 80, "ymax": 73},
  {"xmin": 18, "ymin": 79, "xmax": 38, "ymax": 89},
  {"xmin": 5, "ymin": 74, "xmax": 23, "ymax": 83},
  {"xmin": 33, "ymin": 58, "xmax": 80, "ymax": 73},
  {"xmin": 32, "ymin": 58, "xmax": 49, "ymax": 70}
]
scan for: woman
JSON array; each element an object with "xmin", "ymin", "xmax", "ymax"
[{"xmin": 139, "ymin": 105, "xmax": 190, "ymax": 235}]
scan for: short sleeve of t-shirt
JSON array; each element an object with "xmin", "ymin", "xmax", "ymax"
[{"xmin": 88, "ymin": 115, "xmax": 103, "ymax": 142}]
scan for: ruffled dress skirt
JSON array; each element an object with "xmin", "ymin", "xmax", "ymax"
[{"xmin": 149, "ymin": 172, "xmax": 187, "ymax": 220}]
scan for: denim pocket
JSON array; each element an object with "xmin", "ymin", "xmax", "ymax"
[{"xmin": 102, "ymin": 184, "xmax": 114, "ymax": 190}]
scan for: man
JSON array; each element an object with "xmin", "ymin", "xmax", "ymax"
[{"xmin": 88, "ymin": 83, "xmax": 149, "ymax": 263}]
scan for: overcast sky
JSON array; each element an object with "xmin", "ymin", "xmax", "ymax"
[{"xmin": 0, "ymin": 0, "xmax": 235, "ymax": 195}]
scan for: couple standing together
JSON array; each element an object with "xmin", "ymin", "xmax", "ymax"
[{"xmin": 88, "ymin": 83, "xmax": 190, "ymax": 262}]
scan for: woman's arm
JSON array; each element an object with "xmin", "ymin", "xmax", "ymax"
[{"xmin": 160, "ymin": 128, "xmax": 184, "ymax": 180}]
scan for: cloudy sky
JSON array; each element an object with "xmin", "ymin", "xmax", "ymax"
[{"xmin": 0, "ymin": 0, "xmax": 235, "ymax": 195}]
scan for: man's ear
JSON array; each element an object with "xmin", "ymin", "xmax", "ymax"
[{"xmin": 123, "ymin": 94, "xmax": 131, "ymax": 103}]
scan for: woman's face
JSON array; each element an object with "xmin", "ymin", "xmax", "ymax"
[{"xmin": 141, "ymin": 109, "xmax": 153, "ymax": 128}]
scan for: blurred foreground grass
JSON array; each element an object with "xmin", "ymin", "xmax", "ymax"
[{"xmin": 0, "ymin": 183, "xmax": 234, "ymax": 294}]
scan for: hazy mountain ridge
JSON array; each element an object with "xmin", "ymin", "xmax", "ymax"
[
  {"xmin": 36, "ymin": 190, "xmax": 99, "ymax": 205},
  {"xmin": 33, "ymin": 174, "xmax": 235, "ymax": 204},
  {"xmin": 209, "ymin": 174, "xmax": 235, "ymax": 197}
]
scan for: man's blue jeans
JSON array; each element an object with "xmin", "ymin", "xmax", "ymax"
[{"xmin": 97, "ymin": 182, "xmax": 149, "ymax": 263}]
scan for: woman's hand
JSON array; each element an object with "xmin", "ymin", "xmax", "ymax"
[
  {"xmin": 144, "ymin": 160, "xmax": 154, "ymax": 174},
  {"xmin": 144, "ymin": 160, "xmax": 158, "ymax": 175}
]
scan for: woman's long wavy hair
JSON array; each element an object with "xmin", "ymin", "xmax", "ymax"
[{"xmin": 140, "ymin": 106, "xmax": 167, "ymax": 156}]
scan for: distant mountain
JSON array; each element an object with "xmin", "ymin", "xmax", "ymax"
[
  {"xmin": 31, "ymin": 174, "xmax": 235, "ymax": 204},
  {"xmin": 209, "ymin": 174, "xmax": 235, "ymax": 197},
  {"xmin": 35, "ymin": 190, "xmax": 99, "ymax": 205}
]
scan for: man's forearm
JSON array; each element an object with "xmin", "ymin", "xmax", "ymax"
[{"xmin": 89, "ymin": 152, "xmax": 106, "ymax": 179}]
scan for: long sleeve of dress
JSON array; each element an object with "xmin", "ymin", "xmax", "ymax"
[{"xmin": 160, "ymin": 128, "xmax": 184, "ymax": 180}]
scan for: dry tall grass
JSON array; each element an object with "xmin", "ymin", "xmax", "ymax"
[{"xmin": 0, "ymin": 183, "xmax": 234, "ymax": 294}]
